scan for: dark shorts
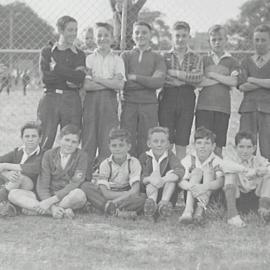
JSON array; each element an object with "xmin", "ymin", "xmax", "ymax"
[
  {"xmin": 236, "ymin": 190, "xmax": 259, "ymax": 214},
  {"xmin": 195, "ymin": 110, "xmax": 230, "ymax": 148},
  {"xmin": 158, "ymin": 86, "xmax": 195, "ymax": 146}
]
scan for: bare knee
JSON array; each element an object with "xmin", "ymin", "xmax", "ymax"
[{"xmin": 19, "ymin": 175, "xmax": 34, "ymax": 190}]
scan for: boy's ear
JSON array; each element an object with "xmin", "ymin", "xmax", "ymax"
[{"xmin": 147, "ymin": 140, "xmax": 151, "ymax": 148}]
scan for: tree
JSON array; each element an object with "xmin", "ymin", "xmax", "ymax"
[
  {"xmin": 226, "ymin": 0, "xmax": 270, "ymax": 49},
  {"xmin": 0, "ymin": 2, "xmax": 56, "ymax": 49}
]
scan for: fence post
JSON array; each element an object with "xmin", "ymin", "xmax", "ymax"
[{"xmin": 120, "ymin": 0, "xmax": 128, "ymax": 51}]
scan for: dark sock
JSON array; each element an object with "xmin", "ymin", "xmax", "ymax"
[{"xmin": 224, "ymin": 184, "xmax": 238, "ymax": 219}]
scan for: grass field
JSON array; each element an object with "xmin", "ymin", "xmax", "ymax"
[{"xmin": 0, "ymin": 86, "xmax": 269, "ymax": 270}]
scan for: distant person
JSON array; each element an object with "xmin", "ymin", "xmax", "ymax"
[
  {"xmin": 159, "ymin": 21, "xmax": 203, "ymax": 161},
  {"xmin": 0, "ymin": 73, "xmax": 11, "ymax": 95},
  {"xmin": 110, "ymin": 0, "xmax": 147, "ymax": 49},
  {"xmin": 38, "ymin": 15, "xmax": 86, "ymax": 151},
  {"xmin": 0, "ymin": 121, "xmax": 43, "ymax": 217},
  {"xmin": 83, "ymin": 27, "xmax": 96, "ymax": 51},
  {"xmin": 196, "ymin": 25, "xmax": 239, "ymax": 157},
  {"xmin": 9, "ymin": 124, "xmax": 88, "ymax": 219},
  {"xmin": 238, "ymin": 24, "xmax": 270, "ymax": 160},
  {"xmin": 22, "ymin": 70, "xmax": 31, "ymax": 96},
  {"xmin": 121, "ymin": 21, "xmax": 166, "ymax": 157}
]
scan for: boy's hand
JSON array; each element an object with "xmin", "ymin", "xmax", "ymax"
[
  {"xmin": 66, "ymin": 81, "xmax": 79, "ymax": 88},
  {"xmin": 244, "ymin": 168, "xmax": 257, "ymax": 179},
  {"xmin": 256, "ymin": 167, "xmax": 268, "ymax": 177},
  {"xmin": 51, "ymin": 205, "xmax": 65, "ymax": 219},
  {"xmin": 190, "ymin": 184, "xmax": 208, "ymax": 198},
  {"xmin": 5, "ymin": 171, "xmax": 20, "ymax": 183}
]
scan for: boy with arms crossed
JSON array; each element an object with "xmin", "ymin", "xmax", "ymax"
[
  {"xmin": 159, "ymin": 21, "xmax": 202, "ymax": 161},
  {"xmin": 222, "ymin": 131, "xmax": 270, "ymax": 227},
  {"xmin": 196, "ymin": 25, "xmax": 239, "ymax": 156},
  {"xmin": 238, "ymin": 24, "xmax": 270, "ymax": 160},
  {"xmin": 140, "ymin": 127, "xmax": 184, "ymax": 220},
  {"xmin": 179, "ymin": 127, "xmax": 224, "ymax": 224},
  {"xmin": 82, "ymin": 22, "xmax": 125, "ymax": 179},
  {"xmin": 9, "ymin": 125, "xmax": 87, "ymax": 219},
  {"xmin": 121, "ymin": 21, "xmax": 166, "ymax": 157},
  {"xmin": 81, "ymin": 128, "xmax": 146, "ymax": 216},
  {"xmin": 0, "ymin": 122, "xmax": 43, "ymax": 216}
]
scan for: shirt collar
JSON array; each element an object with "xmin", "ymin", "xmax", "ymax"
[
  {"xmin": 51, "ymin": 42, "xmax": 78, "ymax": 54},
  {"xmin": 19, "ymin": 145, "xmax": 40, "ymax": 157},
  {"xmin": 209, "ymin": 51, "xmax": 231, "ymax": 65},
  {"xmin": 193, "ymin": 151, "xmax": 216, "ymax": 167},
  {"xmin": 146, "ymin": 149, "xmax": 168, "ymax": 162},
  {"xmin": 169, "ymin": 46, "xmax": 193, "ymax": 55},
  {"xmin": 253, "ymin": 51, "xmax": 270, "ymax": 67},
  {"xmin": 108, "ymin": 153, "xmax": 131, "ymax": 164},
  {"xmin": 93, "ymin": 48, "xmax": 114, "ymax": 57},
  {"xmin": 133, "ymin": 46, "xmax": 152, "ymax": 53}
]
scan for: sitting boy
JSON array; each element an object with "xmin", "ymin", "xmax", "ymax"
[
  {"xmin": 0, "ymin": 121, "xmax": 43, "ymax": 216},
  {"xmin": 140, "ymin": 127, "xmax": 184, "ymax": 220},
  {"xmin": 179, "ymin": 127, "xmax": 224, "ymax": 224},
  {"xmin": 80, "ymin": 128, "xmax": 146, "ymax": 217},
  {"xmin": 8, "ymin": 124, "xmax": 87, "ymax": 219},
  {"xmin": 222, "ymin": 131, "xmax": 270, "ymax": 227}
]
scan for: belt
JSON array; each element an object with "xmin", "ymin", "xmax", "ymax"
[{"xmin": 44, "ymin": 89, "xmax": 77, "ymax": 94}]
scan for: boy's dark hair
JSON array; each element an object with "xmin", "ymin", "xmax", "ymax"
[
  {"xmin": 148, "ymin": 126, "xmax": 169, "ymax": 139},
  {"xmin": 254, "ymin": 24, "xmax": 270, "ymax": 36},
  {"xmin": 235, "ymin": 131, "xmax": 256, "ymax": 146},
  {"xmin": 94, "ymin": 22, "xmax": 113, "ymax": 36},
  {"xmin": 56, "ymin": 16, "xmax": 77, "ymax": 32},
  {"xmin": 133, "ymin": 21, "xmax": 152, "ymax": 31},
  {"xmin": 173, "ymin": 21, "xmax": 190, "ymax": 33},
  {"xmin": 208, "ymin": 24, "xmax": 227, "ymax": 36},
  {"xmin": 109, "ymin": 127, "xmax": 131, "ymax": 144},
  {"xmin": 194, "ymin": 126, "xmax": 216, "ymax": 143},
  {"xmin": 59, "ymin": 124, "xmax": 81, "ymax": 140},
  {"xmin": 21, "ymin": 121, "xmax": 42, "ymax": 138}
]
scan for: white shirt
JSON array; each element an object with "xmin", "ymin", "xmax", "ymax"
[
  {"xmin": 20, "ymin": 145, "xmax": 40, "ymax": 164},
  {"xmin": 60, "ymin": 153, "xmax": 71, "ymax": 169}
]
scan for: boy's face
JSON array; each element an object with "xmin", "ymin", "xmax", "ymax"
[
  {"xmin": 253, "ymin": 31, "xmax": 270, "ymax": 56},
  {"xmin": 133, "ymin": 25, "xmax": 151, "ymax": 48},
  {"xmin": 85, "ymin": 30, "xmax": 95, "ymax": 49},
  {"xmin": 94, "ymin": 27, "xmax": 113, "ymax": 50},
  {"xmin": 195, "ymin": 138, "xmax": 215, "ymax": 161},
  {"xmin": 172, "ymin": 28, "xmax": 190, "ymax": 50},
  {"xmin": 209, "ymin": 31, "xmax": 227, "ymax": 55},
  {"xmin": 59, "ymin": 134, "xmax": 80, "ymax": 155},
  {"xmin": 22, "ymin": 128, "xmax": 40, "ymax": 152},
  {"xmin": 236, "ymin": 138, "xmax": 256, "ymax": 162},
  {"xmin": 59, "ymin": 21, "xmax": 78, "ymax": 46},
  {"xmin": 109, "ymin": 138, "xmax": 131, "ymax": 159},
  {"xmin": 147, "ymin": 132, "xmax": 169, "ymax": 157}
]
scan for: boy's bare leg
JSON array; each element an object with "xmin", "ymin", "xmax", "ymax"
[{"xmin": 146, "ymin": 184, "xmax": 158, "ymax": 202}]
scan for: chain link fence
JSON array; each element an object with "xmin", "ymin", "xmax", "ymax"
[{"xmin": 0, "ymin": 0, "xmax": 253, "ymax": 153}]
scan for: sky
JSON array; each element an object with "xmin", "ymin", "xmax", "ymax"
[{"xmin": 0, "ymin": 0, "xmax": 247, "ymax": 34}]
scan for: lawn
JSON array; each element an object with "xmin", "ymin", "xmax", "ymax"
[{"xmin": 0, "ymin": 86, "xmax": 269, "ymax": 270}]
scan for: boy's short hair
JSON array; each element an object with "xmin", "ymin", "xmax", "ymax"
[
  {"xmin": 133, "ymin": 21, "xmax": 152, "ymax": 31},
  {"xmin": 94, "ymin": 22, "xmax": 113, "ymax": 36},
  {"xmin": 254, "ymin": 24, "xmax": 270, "ymax": 36},
  {"xmin": 59, "ymin": 124, "xmax": 81, "ymax": 140},
  {"xmin": 21, "ymin": 121, "xmax": 42, "ymax": 138},
  {"xmin": 173, "ymin": 21, "xmax": 190, "ymax": 33},
  {"xmin": 235, "ymin": 131, "xmax": 256, "ymax": 146},
  {"xmin": 108, "ymin": 127, "xmax": 132, "ymax": 144},
  {"xmin": 208, "ymin": 24, "xmax": 227, "ymax": 36},
  {"xmin": 148, "ymin": 126, "xmax": 169, "ymax": 139},
  {"xmin": 194, "ymin": 126, "xmax": 216, "ymax": 143},
  {"xmin": 56, "ymin": 16, "xmax": 77, "ymax": 31}
]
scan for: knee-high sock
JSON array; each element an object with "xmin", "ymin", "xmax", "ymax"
[{"xmin": 224, "ymin": 184, "xmax": 238, "ymax": 219}]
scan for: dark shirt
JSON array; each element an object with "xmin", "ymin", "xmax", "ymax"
[{"xmin": 39, "ymin": 43, "xmax": 86, "ymax": 91}]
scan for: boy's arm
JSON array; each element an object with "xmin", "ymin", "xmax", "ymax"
[
  {"xmin": 197, "ymin": 76, "xmax": 219, "ymax": 87},
  {"xmin": 239, "ymin": 82, "xmax": 260, "ymax": 92},
  {"xmin": 206, "ymin": 71, "xmax": 238, "ymax": 87},
  {"xmin": 54, "ymin": 152, "xmax": 87, "ymax": 201},
  {"xmin": 247, "ymin": 77, "xmax": 270, "ymax": 89},
  {"xmin": 83, "ymin": 78, "xmax": 107, "ymax": 91}
]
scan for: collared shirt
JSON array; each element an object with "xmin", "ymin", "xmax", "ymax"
[
  {"xmin": 97, "ymin": 154, "xmax": 141, "ymax": 190},
  {"xmin": 19, "ymin": 145, "xmax": 41, "ymax": 164},
  {"xmin": 59, "ymin": 152, "xmax": 71, "ymax": 169},
  {"xmin": 86, "ymin": 49, "xmax": 126, "ymax": 80},
  {"xmin": 51, "ymin": 42, "xmax": 78, "ymax": 54},
  {"xmin": 252, "ymin": 51, "xmax": 270, "ymax": 68},
  {"xmin": 133, "ymin": 46, "xmax": 152, "ymax": 62},
  {"xmin": 181, "ymin": 152, "xmax": 223, "ymax": 180},
  {"xmin": 145, "ymin": 149, "xmax": 169, "ymax": 177},
  {"xmin": 210, "ymin": 51, "xmax": 232, "ymax": 65}
]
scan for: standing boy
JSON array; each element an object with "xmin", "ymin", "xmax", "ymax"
[
  {"xmin": 0, "ymin": 121, "xmax": 43, "ymax": 216},
  {"xmin": 38, "ymin": 15, "xmax": 86, "ymax": 150},
  {"xmin": 121, "ymin": 21, "xmax": 166, "ymax": 157},
  {"xmin": 81, "ymin": 128, "xmax": 146, "ymax": 216},
  {"xmin": 238, "ymin": 24, "xmax": 270, "ymax": 160},
  {"xmin": 222, "ymin": 131, "xmax": 270, "ymax": 227},
  {"xmin": 196, "ymin": 25, "xmax": 239, "ymax": 156},
  {"xmin": 9, "ymin": 125, "xmax": 87, "ymax": 219},
  {"xmin": 179, "ymin": 127, "xmax": 224, "ymax": 224},
  {"xmin": 159, "ymin": 21, "xmax": 202, "ymax": 161},
  {"xmin": 140, "ymin": 127, "xmax": 184, "ymax": 220},
  {"xmin": 82, "ymin": 22, "xmax": 126, "ymax": 179}
]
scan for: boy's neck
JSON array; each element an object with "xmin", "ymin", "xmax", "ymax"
[
  {"xmin": 213, "ymin": 50, "xmax": 225, "ymax": 57},
  {"xmin": 174, "ymin": 46, "xmax": 188, "ymax": 55},
  {"xmin": 197, "ymin": 154, "xmax": 211, "ymax": 164},
  {"xmin": 24, "ymin": 146, "xmax": 37, "ymax": 155},
  {"xmin": 136, "ymin": 44, "xmax": 150, "ymax": 52},
  {"xmin": 97, "ymin": 47, "xmax": 111, "ymax": 56},
  {"xmin": 112, "ymin": 154, "xmax": 128, "ymax": 165},
  {"xmin": 58, "ymin": 37, "xmax": 73, "ymax": 48}
]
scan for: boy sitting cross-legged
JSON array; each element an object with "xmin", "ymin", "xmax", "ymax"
[
  {"xmin": 80, "ymin": 128, "xmax": 146, "ymax": 217},
  {"xmin": 179, "ymin": 127, "xmax": 224, "ymax": 224},
  {"xmin": 8, "ymin": 124, "xmax": 88, "ymax": 219},
  {"xmin": 222, "ymin": 131, "xmax": 270, "ymax": 227},
  {"xmin": 140, "ymin": 127, "xmax": 185, "ymax": 221}
]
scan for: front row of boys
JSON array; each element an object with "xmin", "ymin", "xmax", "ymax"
[{"xmin": 1, "ymin": 122, "xmax": 270, "ymax": 228}]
